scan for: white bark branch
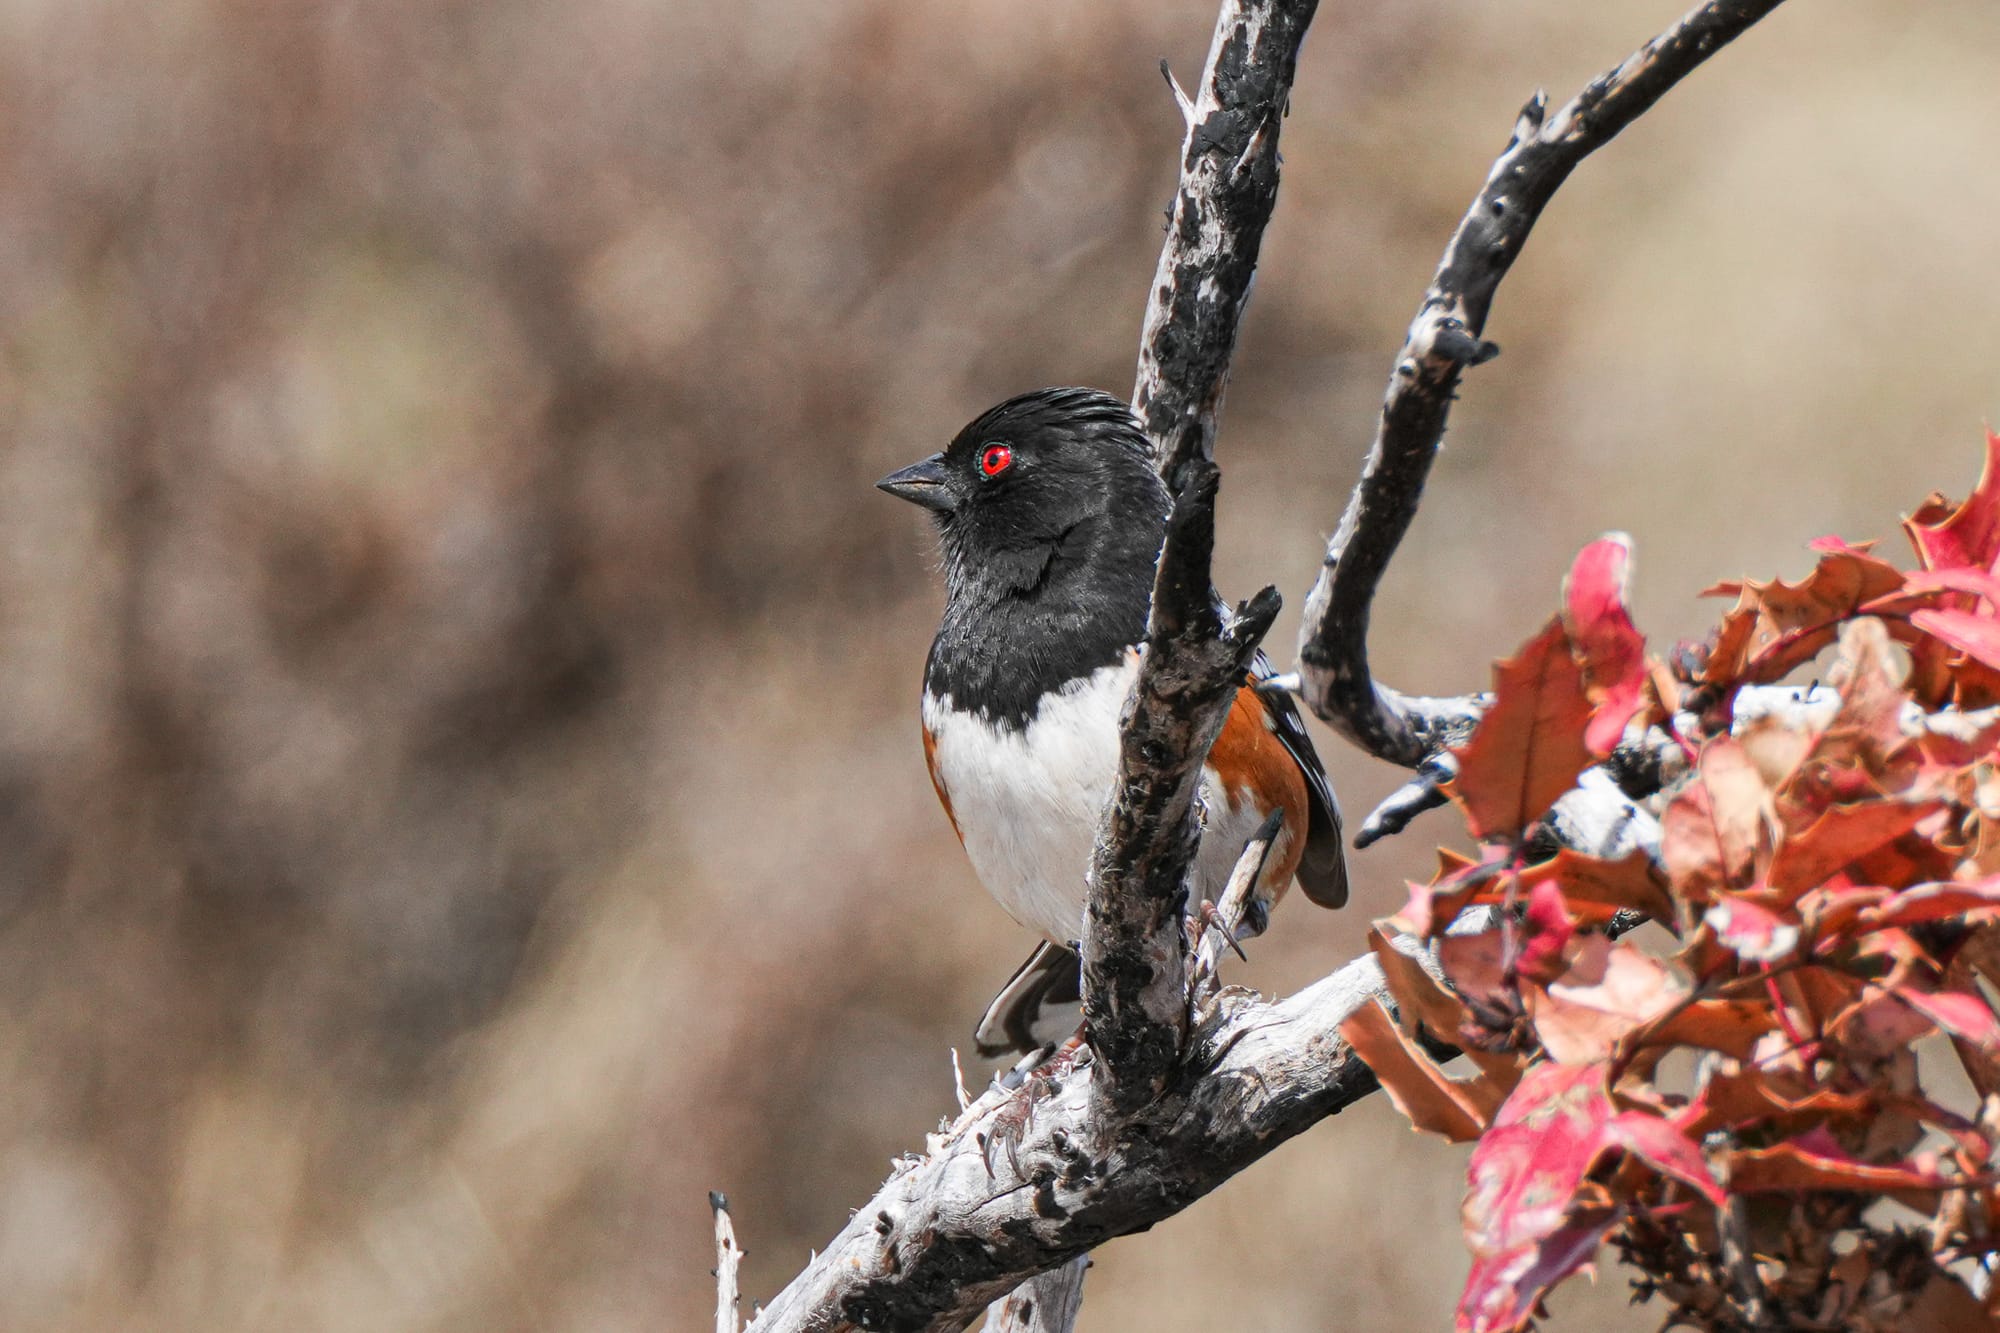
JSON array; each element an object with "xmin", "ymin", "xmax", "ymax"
[
  {"xmin": 980, "ymin": 1257, "xmax": 1088, "ymax": 1333},
  {"xmin": 745, "ymin": 955, "xmax": 1401, "ymax": 1333},
  {"xmin": 714, "ymin": 1192, "xmax": 746, "ymax": 1333}
]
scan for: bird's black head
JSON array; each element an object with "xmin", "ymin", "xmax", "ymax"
[{"xmin": 878, "ymin": 387, "xmax": 1170, "ymax": 609}]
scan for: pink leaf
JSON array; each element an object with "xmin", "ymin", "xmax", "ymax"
[
  {"xmin": 1912, "ymin": 607, "xmax": 2000, "ymax": 671},
  {"xmin": 1904, "ymin": 431, "xmax": 2000, "ymax": 572},
  {"xmin": 1894, "ymin": 987, "xmax": 2000, "ymax": 1051},
  {"xmin": 1562, "ymin": 535, "xmax": 1648, "ymax": 756},
  {"xmin": 1606, "ymin": 1112, "xmax": 1725, "ymax": 1205},
  {"xmin": 1516, "ymin": 880, "xmax": 1575, "ymax": 982},
  {"xmin": 1457, "ymin": 1214, "xmax": 1618, "ymax": 1333}
]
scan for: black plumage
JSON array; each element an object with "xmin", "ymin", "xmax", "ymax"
[{"xmin": 883, "ymin": 387, "xmax": 1170, "ymax": 729}]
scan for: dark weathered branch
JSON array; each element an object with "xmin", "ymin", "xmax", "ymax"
[
  {"xmin": 1134, "ymin": 0, "xmax": 1321, "ymax": 488},
  {"xmin": 1081, "ymin": 460, "xmax": 1279, "ymax": 1117},
  {"xmin": 1296, "ymin": 0, "xmax": 1789, "ymax": 767},
  {"xmin": 904, "ymin": 1, "xmax": 1319, "ymax": 1321},
  {"xmin": 1083, "ymin": 0, "xmax": 1320, "ymax": 1115}
]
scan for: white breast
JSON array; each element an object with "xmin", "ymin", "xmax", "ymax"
[{"xmin": 925, "ymin": 657, "xmax": 1274, "ymax": 946}]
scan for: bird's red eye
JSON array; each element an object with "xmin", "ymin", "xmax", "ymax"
[{"xmin": 979, "ymin": 444, "xmax": 1013, "ymax": 477}]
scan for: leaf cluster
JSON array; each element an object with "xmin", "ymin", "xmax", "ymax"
[{"xmin": 1349, "ymin": 435, "xmax": 2000, "ymax": 1332}]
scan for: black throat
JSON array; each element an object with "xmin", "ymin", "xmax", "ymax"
[{"xmin": 923, "ymin": 503, "xmax": 1164, "ymax": 729}]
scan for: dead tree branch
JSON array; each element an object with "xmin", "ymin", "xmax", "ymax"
[
  {"xmin": 713, "ymin": 1192, "xmax": 746, "ymax": 1333},
  {"xmin": 745, "ymin": 948, "xmax": 1410, "ymax": 1333},
  {"xmin": 1134, "ymin": 0, "xmax": 1320, "ymax": 487},
  {"xmin": 980, "ymin": 1258, "xmax": 1088, "ymax": 1333},
  {"xmin": 1081, "ymin": 460, "xmax": 1278, "ymax": 1117},
  {"xmin": 1296, "ymin": 0, "xmax": 1787, "ymax": 768}
]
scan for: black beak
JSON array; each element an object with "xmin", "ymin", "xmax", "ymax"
[{"xmin": 876, "ymin": 454, "xmax": 955, "ymax": 513}]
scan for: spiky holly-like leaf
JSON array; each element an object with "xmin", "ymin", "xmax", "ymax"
[{"xmin": 1448, "ymin": 618, "xmax": 1594, "ymax": 841}]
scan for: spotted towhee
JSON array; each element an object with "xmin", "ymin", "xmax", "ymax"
[{"xmin": 880, "ymin": 387, "xmax": 1348, "ymax": 1057}]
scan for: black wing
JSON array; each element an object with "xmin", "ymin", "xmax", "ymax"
[
  {"xmin": 1249, "ymin": 650, "xmax": 1348, "ymax": 908},
  {"xmin": 973, "ymin": 941, "xmax": 1082, "ymax": 1058}
]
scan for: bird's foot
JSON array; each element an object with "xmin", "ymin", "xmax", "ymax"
[{"xmin": 980, "ymin": 1033, "xmax": 1086, "ymax": 1179}]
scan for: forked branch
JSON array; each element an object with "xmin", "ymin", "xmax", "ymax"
[{"xmin": 1296, "ymin": 0, "xmax": 1788, "ymax": 768}]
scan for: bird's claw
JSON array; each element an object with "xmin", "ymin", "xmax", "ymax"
[{"xmin": 979, "ymin": 1037, "xmax": 1084, "ymax": 1179}]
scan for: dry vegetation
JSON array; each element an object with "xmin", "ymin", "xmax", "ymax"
[{"xmin": 0, "ymin": 2, "xmax": 1995, "ymax": 1330}]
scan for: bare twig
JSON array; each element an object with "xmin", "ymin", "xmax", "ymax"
[
  {"xmin": 1189, "ymin": 809, "xmax": 1283, "ymax": 997},
  {"xmin": 1134, "ymin": 0, "xmax": 1321, "ymax": 488},
  {"xmin": 981, "ymin": 1256, "xmax": 1089, "ymax": 1333},
  {"xmin": 1296, "ymin": 0, "xmax": 1789, "ymax": 767},
  {"xmin": 712, "ymin": 1191, "xmax": 745, "ymax": 1333}
]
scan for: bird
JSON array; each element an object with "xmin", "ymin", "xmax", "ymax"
[{"xmin": 878, "ymin": 386, "xmax": 1347, "ymax": 1058}]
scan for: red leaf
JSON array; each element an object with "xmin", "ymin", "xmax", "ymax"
[
  {"xmin": 1767, "ymin": 800, "xmax": 1945, "ymax": 899},
  {"xmin": 1457, "ymin": 1064, "xmax": 1705, "ymax": 1333},
  {"xmin": 1605, "ymin": 1112, "xmax": 1725, "ymax": 1204},
  {"xmin": 1562, "ymin": 535, "xmax": 1648, "ymax": 756},
  {"xmin": 1449, "ymin": 619, "xmax": 1595, "ymax": 840},
  {"xmin": 1904, "ymin": 430, "xmax": 2000, "ymax": 572},
  {"xmin": 1912, "ymin": 607, "xmax": 2000, "ymax": 671}
]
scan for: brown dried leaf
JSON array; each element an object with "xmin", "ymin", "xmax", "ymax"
[
  {"xmin": 1517, "ymin": 849, "xmax": 1677, "ymax": 929},
  {"xmin": 1784, "ymin": 619, "xmax": 1913, "ymax": 811},
  {"xmin": 1768, "ymin": 800, "xmax": 1946, "ymax": 900},
  {"xmin": 1702, "ymin": 551, "xmax": 1906, "ymax": 688},
  {"xmin": 1636, "ymin": 1000, "xmax": 1772, "ymax": 1060},
  {"xmin": 1723, "ymin": 1130, "xmax": 1958, "ymax": 1195},
  {"xmin": 1661, "ymin": 738, "xmax": 1773, "ymax": 901},
  {"xmin": 1340, "ymin": 999, "xmax": 1488, "ymax": 1143},
  {"xmin": 1369, "ymin": 925, "xmax": 1472, "ymax": 1046},
  {"xmin": 1526, "ymin": 936, "xmax": 1689, "ymax": 1065}
]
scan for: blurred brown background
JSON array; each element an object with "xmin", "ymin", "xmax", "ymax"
[{"xmin": 0, "ymin": 0, "xmax": 1994, "ymax": 1329}]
